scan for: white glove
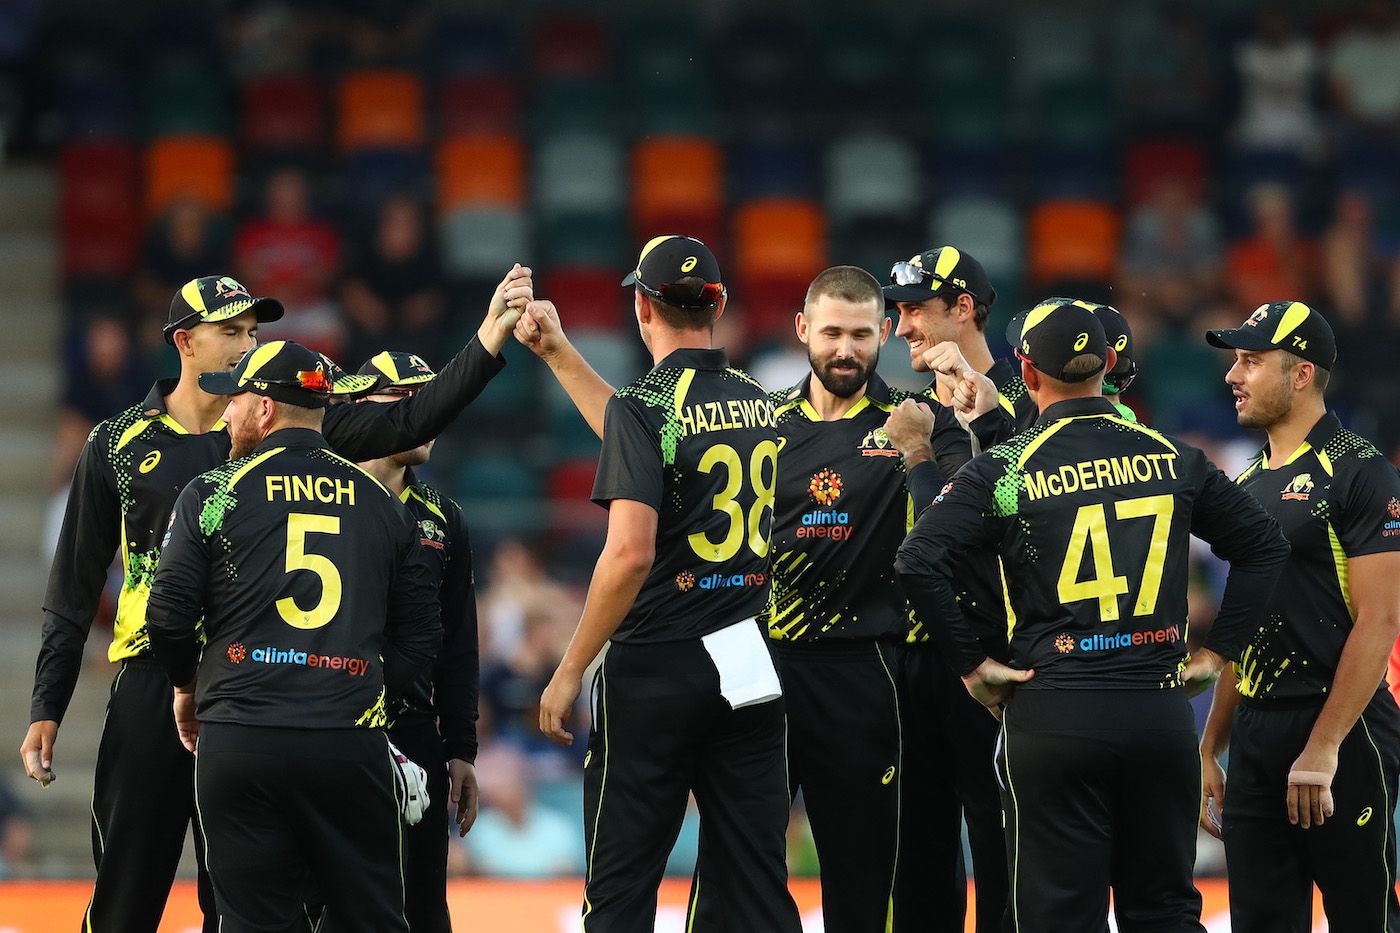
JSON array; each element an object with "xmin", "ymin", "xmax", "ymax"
[{"xmin": 388, "ymin": 741, "xmax": 430, "ymax": 826}]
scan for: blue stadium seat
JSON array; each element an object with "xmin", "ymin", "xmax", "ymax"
[
  {"xmin": 529, "ymin": 78, "xmax": 620, "ymax": 137},
  {"xmin": 341, "ymin": 149, "xmax": 430, "ymax": 217},
  {"xmin": 534, "ymin": 131, "xmax": 625, "ymax": 217},
  {"xmin": 729, "ymin": 138, "xmax": 819, "ymax": 201}
]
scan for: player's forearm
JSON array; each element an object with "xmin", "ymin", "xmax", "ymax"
[
  {"xmin": 895, "ymin": 562, "xmax": 987, "ymax": 675},
  {"xmin": 1309, "ymin": 610, "xmax": 1400, "ymax": 749},
  {"xmin": 1200, "ymin": 664, "xmax": 1240, "ymax": 757},
  {"xmin": 541, "ymin": 341, "xmax": 614, "ymax": 440},
  {"xmin": 31, "ymin": 611, "xmax": 89, "ymax": 723},
  {"xmin": 1203, "ymin": 542, "xmax": 1290, "ymax": 659},
  {"xmin": 558, "ymin": 547, "xmax": 651, "ymax": 676},
  {"xmin": 146, "ymin": 614, "xmax": 201, "ymax": 688}
]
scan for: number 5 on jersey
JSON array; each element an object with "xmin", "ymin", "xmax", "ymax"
[
  {"xmin": 1058, "ymin": 494, "xmax": 1174, "ymax": 622},
  {"xmin": 277, "ymin": 512, "xmax": 342, "ymax": 629},
  {"xmin": 688, "ymin": 441, "xmax": 778, "ymax": 562}
]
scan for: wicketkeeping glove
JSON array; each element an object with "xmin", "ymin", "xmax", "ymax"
[{"xmin": 389, "ymin": 741, "xmax": 430, "ymax": 825}]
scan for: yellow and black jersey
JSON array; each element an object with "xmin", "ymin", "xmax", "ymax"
[
  {"xmin": 147, "ymin": 428, "xmax": 441, "ymax": 730},
  {"xmin": 391, "ymin": 470, "xmax": 479, "ymax": 762},
  {"xmin": 32, "ymin": 338, "xmax": 504, "ymax": 725},
  {"xmin": 761, "ymin": 374, "xmax": 969, "ymax": 643},
  {"xmin": 1233, "ymin": 412, "xmax": 1400, "ymax": 702},
  {"xmin": 592, "ymin": 347, "xmax": 777, "ymax": 643},
  {"xmin": 896, "ymin": 396, "xmax": 1289, "ymax": 688}
]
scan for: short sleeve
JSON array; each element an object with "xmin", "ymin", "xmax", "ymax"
[
  {"xmin": 1336, "ymin": 457, "xmax": 1400, "ymax": 558},
  {"xmin": 591, "ymin": 396, "xmax": 664, "ymax": 510}
]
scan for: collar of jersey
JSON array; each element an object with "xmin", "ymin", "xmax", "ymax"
[
  {"xmin": 1035, "ymin": 396, "xmax": 1119, "ymax": 424},
  {"xmin": 253, "ymin": 427, "xmax": 328, "ymax": 454},
  {"xmin": 137, "ymin": 378, "xmax": 227, "ymax": 434},
  {"xmin": 1259, "ymin": 411, "xmax": 1342, "ymax": 470},
  {"xmin": 782, "ymin": 371, "xmax": 893, "ymax": 419},
  {"xmin": 652, "ymin": 347, "xmax": 728, "ymax": 372}
]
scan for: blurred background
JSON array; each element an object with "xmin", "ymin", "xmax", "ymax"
[{"xmin": 0, "ymin": 0, "xmax": 1398, "ymax": 915}]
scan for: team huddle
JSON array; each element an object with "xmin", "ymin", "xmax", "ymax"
[{"xmin": 20, "ymin": 233, "xmax": 1400, "ymax": 933}]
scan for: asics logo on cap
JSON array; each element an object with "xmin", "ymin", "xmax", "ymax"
[
  {"xmin": 1074, "ymin": 332, "xmax": 1090, "ymax": 351},
  {"xmin": 681, "ymin": 256, "xmax": 698, "ymax": 272}
]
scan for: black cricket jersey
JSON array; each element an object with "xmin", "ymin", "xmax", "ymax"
[
  {"xmin": 1232, "ymin": 412, "xmax": 1400, "ymax": 703},
  {"xmin": 896, "ymin": 396, "xmax": 1289, "ymax": 687},
  {"xmin": 390, "ymin": 469, "xmax": 480, "ymax": 763},
  {"xmin": 147, "ymin": 428, "xmax": 442, "ymax": 729},
  {"xmin": 31, "ymin": 337, "xmax": 503, "ymax": 724},
  {"xmin": 591, "ymin": 347, "xmax": 777, "ymax": 643},
  {"xmin": 762, "ymin": 373, "xmax": 969, "ymax": 642}
]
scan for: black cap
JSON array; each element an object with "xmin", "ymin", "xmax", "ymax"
[
  {"xmin": 1010, "ymin": 298, "xmax": 1108, "ymax": 383},
  {"xmin": 358, "ymin": 350, "xmax": 437, "ymax": 391},
  {"xmin": 1093, "ymin": 304, "xmax": 1135, "ymax": 393},
  {"xmin": 163, "ymin": 276, "xmax": 285, "ymax": 346},
  {"xmin": 1206, "ymin": 301, "xmax": 1337, "ymax": 370},
  {"xmin": 199, "ymin": 340, "xmax": 378, "ymax": 408},
  {"xmin": 621, "ymin": 235, "xmax": 726, "ymax": 310},
  {"xmin": 883, "ymin": 246, "xmax": 997, "ymax": 309}
]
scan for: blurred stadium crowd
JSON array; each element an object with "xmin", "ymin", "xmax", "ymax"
[{"xmin": 3, "ymin": 0, "xmax": 1400, "ymax": 880}]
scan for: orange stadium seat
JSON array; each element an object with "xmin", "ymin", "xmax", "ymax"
[
  {"xmin": 436, "ymin": 134, "xmax": 525, "ymax": 212},
  {"xmin": 1026, "ymin": 199, "xmax": 1120, "ymax": 284},
  {"xmin": 633, "ymin": 136, "xmax": 723, "ymax": 212},
  {"xmin": 337, "ymin": 70, "xmax": 426, "ymax": 152},
  {"xmin": 439, "ymin": 75, "xmax": 520, "ymax": 136},
  {"xmin": 144, "ymin": 135, "xmax": 234, "ymax": 215},
  {"xmin": 242, "ymin": 75, "xmax": 324, "ymax": 152},
  {"xmin": 733, "ymin": 198, "xmax": 827, "ymax": 282}
]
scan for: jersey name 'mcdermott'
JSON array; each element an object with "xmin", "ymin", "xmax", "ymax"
[
  {"xmin": 678, "ymin": 397, "xmax": 775, "ymax": 436},
  {"xmin": 1023, "ymin": 453, "xmax": 1179, "ymax": 501}
]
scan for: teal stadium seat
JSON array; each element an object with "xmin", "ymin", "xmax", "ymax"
[
  {"xmin": 143, "ymin": 62, "xmax": 227, "ymax": 137},
  {"xmin": 826, "ymin": 132, "xmax": 922, "ymax": 225},
  {"xmin": 440, "ymin": 207, "xmax": 528, "ymax": 280}
]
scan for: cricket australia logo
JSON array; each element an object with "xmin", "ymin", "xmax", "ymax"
[
  {"xmin": 859, "ymin": 428, "xmax": 900, "ymax": 458},
  {"xmin": 1280, "ymin": 473, "xmax": 1314, "ymax": 502},
  {"xmin": 418, "ymin": 519, "xmax": 446, "ymax": 550}
]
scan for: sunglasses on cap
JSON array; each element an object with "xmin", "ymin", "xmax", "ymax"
[
  {"xmin": 374, "ymin": 386, "xmax": 419, "ymax": 399},
  {"xmin": 632, "ymin": 275, "xmax": 726, "ymax": 310},
  {"xmin": 888, "ymin": 261, "xmax": 964, "ymax": 294}
]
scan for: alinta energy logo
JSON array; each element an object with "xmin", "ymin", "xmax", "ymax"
[
  {"xmin": 227, "ymin": 642, "xmax": 247, "ymax": 664},
  {"xmin": 1068, "ymin": 625, "xmax": 1182, "ymax": 654},
  {"xmin": 801, "ymin": 469, "xmax": 852, "ymax": 541},
  {"xmin": 241, "ymin": 645, "xmax": 370, "ymax": 676},
  {"xmin": 1054, "ymin": 633, "xmax": 1076, "ymax": 653},
  {"xmin": 687, "ymin": 571, "xmax": 768, "ymax": 590},
  {"xmin": 1385, "ymin": 498, "xmax": 1400, "ymax": 538},
  {"xmin": 675, "ymin": 570, "xmax": 696, "ymax": 592}
]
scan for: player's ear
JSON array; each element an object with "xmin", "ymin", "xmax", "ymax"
[
  {"xmin": 172, "ymin": 328, "xmax": 195, "ymax": 358},
  {"xmin": 633, "ymin": 289, "xmax": 649, "ymax": 325},
  {"xmin": 1104, "ymin": 347, "xmax": 1117, "ymax": 376},
  {"xmin": 794, "ymin": 309, "xmax": 808, "ymax": 343},
  {"xmin": 1021, "ymin": 358, "xmax": 1039, "ymax": 393},
  {"xmin": 878, "ymin": 312, "xmax": 892, "ymax": 345},
  {"xmin": 712, "ymin": 292, "xmax": 727, "ymax": 326}
]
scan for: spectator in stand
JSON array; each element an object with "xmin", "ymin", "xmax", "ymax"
[
  {"xmin": 1120, "ymin": 178, "xmax": 1225, "ymax": 330},
  {"xmin": 1226, "ymin": 182, "xmax": 1320, "ymax": 311},
  {"xmin": 340, "ymin": 195, "xmax": 446, "ymax": 368},
  {"xmin": 478, "ymin": 538, "xmax": 577, "ymax": 661},
  {"xmin": 234, "ymin": 166, "xmax": 342, "ymax": 355},
  {"xmin": 460, "ymin": 746, "xmax": 583, "ymax": 879},
  {"xmin": 134, "ymin": 197, "xmax": 231, "ymax": 361},
  {"xmin": 1121, "ymin": 2, "xmax": 1219, "ymax": 134},
  {"xmin": 50, "ymin": 315, "xmax": 148, "ymax": 493},
  {"xmin": 1233, "ymin": 7, "xmax": 1321, "ymax": 152},
  {"xmin": 0, "ymin": 775, "xmax": 33, "ymax": 879},
  {"xmin": 1329, "ymin": 0, "xmax": 1400, "ymax": 137},
  {"xmin": 1321, "ymin": 189, "xmax": 1395, "ymax": 326}
]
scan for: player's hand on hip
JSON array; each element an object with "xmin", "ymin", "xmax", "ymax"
[
  {"xmin": 448, "ymin": 758, "xmax": 479, "ymax": 837},
  {"xmin": 882, "ymin": 399, "xmax": 935, "ymax": 462},
  {"xmin": 172, "ymin": 688, "xmax": 200, "ymax": 754},
  {"xmin": 1287, "ymin": 741, "xmax": 1338, "ymax": 829},
  {"xmin": 1181, "ymin": 647, "xmax": 1225, "ymax": 697},
  {"xmin": 1200, "ymin": 750, "xmax": 1226, "ymax": 839},
  {"xmin": 539, "ymin": 667, "xmax": 581, "ymax": 746},
  {"xmin": 962, "ymin": 659, "xmax": 1034, "ymax": 717},
  {"xmin": 19, "ymin": 720, "xmax": 57, "ymax": 787},
  {"xmin": 951, "ymin": 371, "xmax": 999, "ymax": 426}
]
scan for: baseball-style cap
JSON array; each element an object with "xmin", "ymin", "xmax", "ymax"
[
  {"xmin": 1008, "ymin": 300, "xmax": 1136, "ymax": 393},
  {"xmin": 358, "ymin": 350, "xmax": 437, "ymax": 393},
  {"xmin": 1011, "ymin": 298, "xmax": 1108, "ymax": 383},
  {"xmin": 1205, "ymin": 301, "xmax": 1337, "ymax": 370},
  {"xmin": 883, "ymin": 246, "xmax": 997, "ymax": 309},
  {"xmin": 163, "ymin": 275, "xmax": 285, "ymax": 346},
  {"xmin": 621, "ymin": 234, "xmax": 726, "ymax": 310},
  {"xmin": 200, "ymin": 340, "xmax": 378, "ymax": 408}
]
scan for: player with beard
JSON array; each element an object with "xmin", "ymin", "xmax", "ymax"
[
  {"xmin": 683, "ymin": 266, "xmax": 970, "ymax": 931},
  {"xmin": 1200, "ymin": 302, "xmax": 1400, "ymax": 932}
]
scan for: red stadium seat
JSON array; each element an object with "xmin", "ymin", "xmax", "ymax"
[
  {"xmin": 337, "ymin": 71, "xmax": 426, "ymax": 152},
  {"xmin": 439, "ymin": 75, "xmax": 520, "ymax": 136},
  {"xmin": 540, "ymin": 267, "xmax": 627, "ymax": 329},
  {"xmin": 1027, "ymin": 200, "xmax": 1120, "ymax": 284},
  {"xmin": 436, "ymin": 134, "xmax": 525, "ymax": 212},
  {"xmin": 735, "ymin": 271, "xmax": 812, "ymax": 341},
  {"xmin": 1123, "ymin": 139, "xmax": 1208, "ymax": 207},
  {"xmin": 145, "ymin": 135, "xmax": 235, "ymax": 216},
  {"xmin": 242, "ymin": 76, "xmax": 324, "ymax": 152},
  {"xmin": 531, "ymin": 14, "xmax": 609, "ymax": 77},
  {"xmin": 548, "ymin": 458, "xmax": 599, "ymax": 502}
]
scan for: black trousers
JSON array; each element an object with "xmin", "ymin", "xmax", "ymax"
[
  {"xmin": 86, "ymin": 658, "xmax": 216, "ymax": 933},
  {"xmin": 998, "ymin": 689, "xmax": 1204, "ymax": 933},
  {"xmin": 692, "ymin": 638, "xmax": 902, "ymax": 932},
  {"xmin": 195, "ymin": 723, "xmax": 407, "ymax": 933},
  {"xmin": 1223, "ymin": 693, "xmax": 1400, "ymax": 933},
  {"xmin": 894, "ymin": 643, "xmax": 1010, "ymax": 933},
  {"xmin": 316, "ymin": 717, "xmax": 450, "ymax": 933},
  {"xmin": 582, "ymin": 635, "xmax": 801, "ymax": 933}
]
